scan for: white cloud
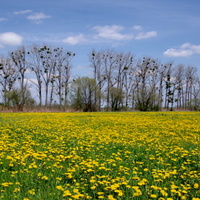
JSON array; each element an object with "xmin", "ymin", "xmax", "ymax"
[
  {"xmin": 93, "ymin": 25, "xmax": 133, "ymax": 40},
  {"xmin": 14, "ymin": 10, "xmax": 32, "ymax": 15},
  {"xmin": 0, "ymin": 32, "xmax": 23, "ymax": 47},
  {"xmin": 133, "ymin": 25, "xmax": 143, "ymax": 30},
  {"xmin": 61, "ymin": 25, "xmax": 157, "ymax": 46},
  {"xmin": 135, "ymin": 31, "xmax": 157, "ymax": 40},
  {"xmin": 164, "ymin": 43, "xmax": 200, "ymax": 57},
  {"xmin": 0, "ymin": 17, "xmax": 7, "ymax": 21},
  {"xmin": 27, "ymin": 12, "xmax": 51, "ymax": 23},
  {"xmin": 62, "ymin": 34, "xmax": 87, "ymax": 45}
]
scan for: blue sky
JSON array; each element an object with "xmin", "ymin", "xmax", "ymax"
[{"xmin": 0, "ymin": 0, "xmax": 200, "ymax": 76}]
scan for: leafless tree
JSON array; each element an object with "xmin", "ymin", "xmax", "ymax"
[
  {"xmin": 53, "ymin": 48, "xmax": 75, "ymax": 108},
  {"xmin": 184, "ymin": 66, "xmax": 197, "ymax": 109},
  {"xmin": 10, "ymin": 46, "xmax": 28, "ymax": 110},
  {"xmin": 0, "ymin": 57, "xmax": 17, "ymax": 105},
  {"xmin": 134, "ymin": 57, "xmax": 160, "ymax": 111},
  {"xmin": 90, "ymin": 49, "xmax": 105, "ymax": 111}
]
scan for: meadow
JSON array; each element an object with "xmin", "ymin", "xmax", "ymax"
[{"xmin": 0, "ymin": 112, "xmax": 199, "ymax": 200}]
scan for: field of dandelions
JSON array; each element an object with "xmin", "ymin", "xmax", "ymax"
[{"xmin": 0, "ymin": 112, "xmax": 199, "ymax": 200}]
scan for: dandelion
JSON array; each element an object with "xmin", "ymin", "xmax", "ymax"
[
  {"xmin": 108, "ymin": 195, "xmax": 116, "ymax": 200},
  {"xmin": 181, "ymin": 196, "xmax": 187, "ymax": 200},
  {"xmin": 28, "ymin": 189, "xmax": 35, "ymax": 195},
  {"xmin": 13, "ymin": 188, "xmax": 20, "ymax": 193},
  {"xmin": 41, "ymin": 176, "xmax": 48, "ymax": 180},
  {"xmin": 63, "ymin": 190, "xmax": 72, "ymax": 197},
  {"xmin": 73, "ymin": 188, "xmax": 79, "ymax": 193},
  {"xmin": 1, "ymin": 182, "xmax": 13, "ymax": 187},
  {"xmin": 56, "ymin": 185, "xmax": 64, "ymax": 191},
  {"xmin": 160, "ymin": 189, "xmax": 168, "ymax": 197}
]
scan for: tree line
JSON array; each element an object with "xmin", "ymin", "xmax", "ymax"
[{"xmin": 0, "ymin": 44, "xmax": 200, "ymax": 111}]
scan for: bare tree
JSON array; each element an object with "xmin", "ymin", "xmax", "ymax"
[
  {"xmin": 192, "ymin": 76, "xmax": 200, "ymax": 110},
  {"xmin": 163, "ymin": 62, "xmax": 174, "ymax": 110},
  {"xmin": 53, "ymin": 48, "xmax": 75, "ymax": 109},
  {"xmin": 123, "ymin": 62, "xmax": 136, "ymax": 108},
  {"xmin": 0, "ymin": 57, "xmax": 17, "ymax": 106},
  {"xmin": 28, "ymin": 45, "xmax": 44, "ymax": 107},
  {"xmin": 89, "ymin": 50, "xmax": 134, "ymax": 110},
  {"xmin": 100, "ymin": 50, "xmax": 116, "ymax": 110},
  {"xmin": 90, "ymin": 49, "xmax": 105, "ymax": 111},
  {"xmin": 10, "ymin": 46, "xmax": 28, "ymax": 110},
  {"xmin": 134, "ymin": 57, "xmax": 160, "ymax": 111},
  {"xmin": 173, "ymin": 64, "xmax": 185, "ymax": 109},
  {"xmin": 184, "ymin": 66, "xmax": 197, "ymax": 109},
  {"xmin": 115, "ymin": 52, "xmax": 133, "ymax": 108}
]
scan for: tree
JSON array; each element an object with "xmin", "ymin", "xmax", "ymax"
[
  {"xmin": 134, "ymin": 57, "xmax": 160, "ymax": 111},
  {"xmin": 10, "ymin": 46, "xmax": 28, "ymax": 111},
  {"xmin": 28, "ymin": 45, "xmax": 75, "ymax": 108},
  {"xmin": 89, "ymin": 50, "xmax": 134, "ymax": 110},
  {"xmin": 28, "ymin": 45, "xmax": 57, "ymax": 108},
  {"xmin": 191, "ymin": 76, "xmax": 200, "ymax": 110},
  {"xmin": 5, "ymin": 84, "xmax": 35, "ymax": 111},
  {"xmin": 163, "ymin": 62, "xmax": 174, "ymax": 110},
  {"xmin": 70, "ymin": 77, "xmax": 100, "ymax": 111},
  {"xmin": 114, "ymin": 52, "xmax": 133, "ymax": 108},
  {"xmin": 173, "ymin": 64, "xmax": 185, "ymax": 109},
  {"xmin": 110, "ymin": 87, "xmax": 124, "ymax": 111},
  {"xmin": 184, "ymin": 66, "xmax": 197, "ymax": 110},
  {"xmin": 0, "ymin": 57, "xmax": 18, "ymax": 106},
  {"xmin": 53, "ymin": 48, "xmax": 75, "ymax": 109},
  {"xmin": 89, "ymin": 49, "xmax": 105, "ymax": 111}
]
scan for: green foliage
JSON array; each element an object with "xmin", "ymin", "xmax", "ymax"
[
  {"xmin": 4, "ymin": 87, "xmax": 35, "ymax": 111},
  {"xmin": 110, "ymin": 87, "xmax": 124, "ymax": 111},
  {"xmin": 70, "ymin": 77, "xmax": 101, "ymax": 112}
]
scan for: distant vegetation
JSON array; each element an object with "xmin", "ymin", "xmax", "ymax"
[{"xmin": 0, "ymin": 45, "xmax": 200, "ymax": 112}]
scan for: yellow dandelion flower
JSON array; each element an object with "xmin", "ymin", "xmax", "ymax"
[
  {"xmin": 1, "ymin": 182, "xmax": 13, "ymax": 187},
  {"xmin": 63, "ymin": 190, "xmax": 72, "ymax": 197},
  {"xmin": 97, "ymin": 192, "xmax": 104, "ymax": 195},
  {"xmin": 56, "ymin": 185, "xmax": 64, "ymax": 191},
  {"xmin": 13, "ymin": 188, "xmax": 20, "ymax": 193},
  {"xmin": 181, "ymin": 196, "xmax": 187, "ymax": 200},
  {"xmin": 90, "ymin": 186, "xmax": 96, "ymax": 190},
  {"xmin": 28, "ymin": 189, "xmax": 35, "ymax": 195},
  {"xmin": 41, "ymin": 176, "xmax": 48, "ymax": 180},
  {"xmin": 151, "ymin": 194, "xmax": 157, "ymax": 198},
  {"xmin": 160, "ymin": 189, "xmax": 168, "ymax": 196},
  {"xmin": 73, "ymin": 189, "xmax": 79, "ymax": 193},
  {"xmin": 108, "ymin": 194, "xmax": 116, "ymax": 200},
  {"xmin": 72, "ymin": 194, "xmax": 81, "ymax": 199}
]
